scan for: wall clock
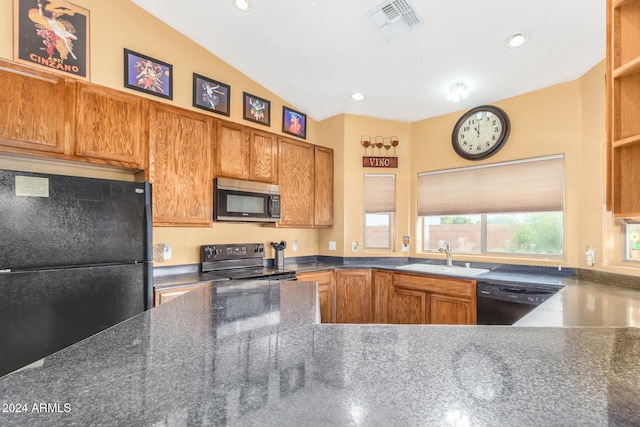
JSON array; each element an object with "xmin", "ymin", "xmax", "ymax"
[{"xmin": 451, "ymin": 105, "xmax": 510, "ymax": 160}]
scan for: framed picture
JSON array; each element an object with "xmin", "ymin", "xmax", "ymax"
[
  {"xmin": 193, "ymin": 73, "xmax": 230, "ymax": 116},
  {"xmin": 124, "ymin": 49, "xmax": 172, "ymax": 100},
  {"xmin": 13, "ymin": 0, "xmax": 90, "ymax": 80},
  {"xmin": 243, "ymin": 92, "xmax": 270, "ymax": 127},
  {"xmin": 282, "ymin": 106, "xmax": 307, "ymax": 139}
]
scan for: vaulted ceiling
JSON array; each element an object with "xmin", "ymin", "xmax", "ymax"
[{"xmin": 131, "ymin": 0, "xmax": 605, "ymax": 122}]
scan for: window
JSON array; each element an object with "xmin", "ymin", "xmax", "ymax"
[
  {"xmin": 625, "ymin": 223, "xmax": 640, "ymax": 261},
  {"xmin": 364, "ymin": 174, "xmax": 395, "ymax": 249},
  {"xmin": 418, "ymin": 155, "xmax": 564, "ymax": 256}
]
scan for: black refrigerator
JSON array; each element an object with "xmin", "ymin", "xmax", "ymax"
[{"xmin": 0, "ymin": 169, "xmax": 152, "ymax": 377}]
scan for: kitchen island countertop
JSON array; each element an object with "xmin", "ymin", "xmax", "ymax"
[{"xmin": 1, "ymin": 277, "xmax": 640, "ymax": 425}]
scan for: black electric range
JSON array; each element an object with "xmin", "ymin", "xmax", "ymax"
[{"xmin": 201, "ymin": 243, "xmax": 296, "ymax": 281}]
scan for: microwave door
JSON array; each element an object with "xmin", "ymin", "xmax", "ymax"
[{"xmin": 216, "ymin": 189, "xmax": 274, "ymax": 222}]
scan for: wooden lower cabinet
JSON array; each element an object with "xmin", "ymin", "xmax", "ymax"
[
  {"xmin": 308, "ymin": 268, "xmax": 475, "ymax": 325},
  {"xmin": 430, "ymin": 294, "xmax": 474, "ymax": 325},
  {"xmin": 372, "ymin": 270, "xmax": 392, "ymax": 323},
  {"xmin": 154, "ymin": 285, "xmax": 202, "ymax": 306},
  {"xmin": 335, "ymin": 269, "xmax": 373, "ymax": 323},
  {"xmin": 390, "ymin": 272, "xmax": 476, "ymax": 325},
  {"xmin": 296, "ymin": 270, "xmax": 335, "ymax": 323},
  {"xmin": 389, "ymin": 286, "xmax": 429, "ymax": 324}
]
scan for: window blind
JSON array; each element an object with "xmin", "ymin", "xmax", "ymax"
[
  {"xmin": 417, "ymin": 155, "xmax": 564, "ymax": 216},
  {"xmin": 364, "ymin": 174, "xmax": 396, "ymax": 213}
]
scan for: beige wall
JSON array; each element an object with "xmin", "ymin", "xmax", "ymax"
[
  {"xmin": 409, "ymin": 79, "xmax": 583, "ymax": 267},
  {"xmin": 0, "ymin": 0, "xmax": 320, "ymax": 266},
  {"xmin": 322, "ymin": 60, "xmax": 640, "ymax": 276},
  {"xmin": 1, "ymin": 0, "xmax": 635, "ymax": 275},
  {"xmin": 318, "ymin": 114, "xmax": 412, "ymax": 256}
]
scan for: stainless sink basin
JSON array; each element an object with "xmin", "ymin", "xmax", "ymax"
[{"xmin": 396, "ymin": 264, "xmax": 489, "ymax": 277}]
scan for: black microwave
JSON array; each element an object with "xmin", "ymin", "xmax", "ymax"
[{"xmin": 214, "ymin": 177, "xmax": 280, "ymax": 222}]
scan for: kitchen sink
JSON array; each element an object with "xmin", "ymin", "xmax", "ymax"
[{"xmin": 396, "ymin": 264, "xmax": 490, "ymax": 277}]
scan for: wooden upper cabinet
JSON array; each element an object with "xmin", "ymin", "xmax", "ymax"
[
  {"xmin": 74, "ymin": 83, "xmax": 147, "ymax": 168},
  {"xmin": 607, "ymin": 0, "xmax": 640, "ymax": 218},
  {"xmin": 277, "ymin": 137, "xmax": 315, "ymax": 227},
  {"xmin": 314, "ymin": 146, "xmax": 334, "ymax": 227},
  {"xmin": 217, "ymin": 122, "xmax": 277, "ymax": 183},
  {"xmin": 249, "ymin": 129, "xmax": 277, "ymax": 183},
  {"xmin": 217, "ymin": 121, "xmax": 249, "ymax": 180},
  {"xmin": 148, "ymin": 102, "xmax": 215, "ymax": 226},
  {"xmin": 0, "ymin": 59, "xmax": 69, "ymax": 154}
]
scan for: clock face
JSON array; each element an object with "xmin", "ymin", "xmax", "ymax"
[{"xmin": 452, "ymin": 105, "xmax": 510, "ymax": 160}]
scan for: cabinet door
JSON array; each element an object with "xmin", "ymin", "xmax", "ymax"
[
  {"xmin": 75, "ymin": 83, "xmax": 147, "ymax": 168},
  {"xmin": 278, "ymin": 138, "xmax": 315, "ymax": 227},
  {"xmin": 335, "ymin": 269, "xmax": 373, "ymax": 323},
  {"xmin": 249, "ymin": 129, "xmax": 277, "ymax": 183},
  {"xmin": 217, "ymin": 121, "xmax": 249, "ymax": 180},
  {"xmin": 154, "ymin": 285, "xmax": 201, "ymax": 306},
  {"xmin": 430, "ymin": 294, "xmax": 475, "ymax": 325},
  {"xmin": 390, "ymin": 272, "xmax": 476, "ymax": 325},
  {"xmin": 389, "ymin": 273, "xmax": 429, "ymax": 324},
  {"xmin": 0, "ymin": 59, "xmax": 68, "ymax": 154},
  {"xmin": 149, "ymin": 103, "xmax": 214, "ymax": 226},
  {"xmin": 314, "ymin": 146, "xmax": 334, "ymax": 227},
  {"xmin": 372, "ymin": 270, "xmax": 392, "ymax": 323},
  {"xmin": 296, "ymin": 270, "xmax": 335, "ymax": 323}
]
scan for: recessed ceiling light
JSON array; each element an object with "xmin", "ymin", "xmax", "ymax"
[
  {"xmin": 505, "ymin": 32, "xmax": 529, "ymax": 49},
  {"xmin": 351, "ymin": 92, "xmax": 366, "ymax": 102},
  {"xmin": 447, "ymin": 82, "xmax": 468, "ymax": 103},
  {"xmin": 231, "ymin": 0, "xmax": 253, "ymax": 12}
]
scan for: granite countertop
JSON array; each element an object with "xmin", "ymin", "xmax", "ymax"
[
  {"xmin": 516, "ymin": 280, "xmax": 640, "ymax": 327},
  {"xmin": 2, "ymin": 277, "xmax": 640, "ymax": 425},
  {"xmin": 153, "ymin": 259, "xmax": 576, "ymax": 292}
]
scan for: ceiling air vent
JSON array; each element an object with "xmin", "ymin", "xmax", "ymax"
[{"xmin": 367, "ymin": 0, "xmax": 423, "ymax": 40}]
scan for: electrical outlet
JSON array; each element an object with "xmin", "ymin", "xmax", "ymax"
[
  {"xmin": 153, "ymin": 243, "xmax": 165, "ymax": 262},
  {"xmin": 402, "ymin": 236, "xmax": 410, "ymax": 252},
  {"xmin": 329, "ymin": 241, "xmax": 336, "ymax": 251},
  {"xmin": 351, "ymin": 241, "xmax": 359, "ymax": 252},
  {"xmin": 292, "ymin": 240, "xmax": 298, "ymax": 251},
  {"xmin": 163, "ymin": 243, "xmax": 172, "ymax": 260}
]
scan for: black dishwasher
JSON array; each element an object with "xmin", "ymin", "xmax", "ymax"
[{"xmin": 476, "ymin": 281, "xmax": 560, "ymax": 325}]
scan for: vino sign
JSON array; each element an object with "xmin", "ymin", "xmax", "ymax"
[{"xmin": 363, "ymin": 156, "xmax": 398, "ymax": 168}]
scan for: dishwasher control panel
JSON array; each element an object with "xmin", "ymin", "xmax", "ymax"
[{"xmin": 477, "ymin": 282, "xmax": 559, "ymax": 306}]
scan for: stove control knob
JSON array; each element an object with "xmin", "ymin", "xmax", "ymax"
[{"xmin": 204, "ymin": 246, "xmax": 217, "ymax": 259}]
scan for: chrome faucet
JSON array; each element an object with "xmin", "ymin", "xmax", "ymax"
[{"xmin": 439, "ymin": 242, "xmax": 453, "ymax": 267}]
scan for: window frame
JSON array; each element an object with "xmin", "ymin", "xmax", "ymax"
[
  {"xmin": 363, "ymin": 173, "xmax": 396, "ymax": 251},
  {"xmin": 364, "ymin": 212, "xmax": 395, "ymax": 250},
  {"xmin": 624, "ymin": 223, "xmax": 640, "ymax": 262},
  {"xmin": 417, "ymin": 155, "xmax": 566, "ymax": 258},
  {"xmin": 421, "ymin": 212, "xmax": 565, "ymax": 258}
]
